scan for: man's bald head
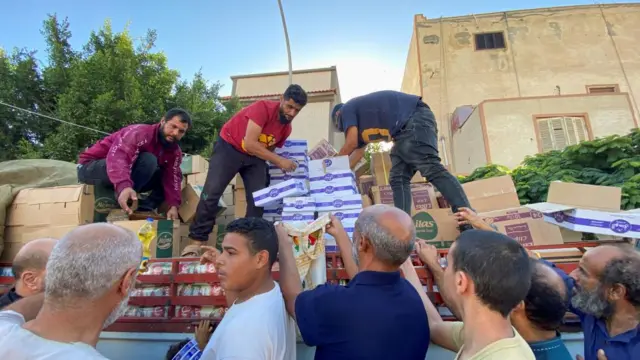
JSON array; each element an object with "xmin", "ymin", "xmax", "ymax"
[
  {"xmin": 354, "ymin": 204, "xmax": 416, "ymax": 266},
  {"xmin": 582, "ymin": 245, "xmax": 629, "ymax": 276},
  {"xmin": 45, "ymin": 223, "xmax": 142, "ymax": 305},
  {"xmin": 12, "ymin": 238, "xmax": 58, "ymax": 280}
]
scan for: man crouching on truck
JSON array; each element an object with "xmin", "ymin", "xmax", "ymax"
[
  {"xmin": 182, "ymin": 85, "xmax": 307, "ymax": 256},
  {"xmin": 77, "ymin": 108, "xmax": 192, "ymax": 219}
]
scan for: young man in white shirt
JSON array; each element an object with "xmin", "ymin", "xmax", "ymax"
[{"xmin": 199, "ymin": 217, "xmax": 295, "ymax": 360}]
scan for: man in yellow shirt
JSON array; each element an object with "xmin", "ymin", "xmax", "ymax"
[{"xmin": 401, "ymin": 230, "xmax": 535, "ymax": 359}]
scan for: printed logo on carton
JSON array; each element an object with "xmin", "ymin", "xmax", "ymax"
[
  {"xmin": 157, "ymin": 231, "xmax": 174, "ymax": 250},
  {"xmin": 413, "ymin": 212, "xmax": 438, "ymax": 240},
  {"xmin": 269, "ymin": 188, "xmax": 280, "ymax": 197}
]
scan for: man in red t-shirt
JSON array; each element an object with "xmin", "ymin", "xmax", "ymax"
[{"xmin": 185, "ymin": 84, "xmax": 308, "ymax": 252}]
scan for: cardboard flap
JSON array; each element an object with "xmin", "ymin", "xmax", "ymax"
[
  {"xmin": 524, "ymin": 203, "xmax": 577, "ymax": 214},
  {"xmin": 547, "ymin": 182, "xmax": 621, "ymax": 211},
  {"xmin": 12, "ymin": 185, "xmax": 84, "ymax": 204}
]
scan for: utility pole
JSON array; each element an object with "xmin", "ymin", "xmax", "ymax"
[{"xmin": 277, "ymin": 0, "xmax": 293, "ymax": 85}]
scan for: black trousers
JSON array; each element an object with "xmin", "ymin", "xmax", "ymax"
[
  {"xmin": 188, "ymin": 138, "xmax": 268, "ymax": 242},
  {"xmin": 389, "ymin": 103, "xmax": 471, "ymax": 214},
  {"xmin": 77, "ymin": 152, "xmax": 165, "ymax": 211}
]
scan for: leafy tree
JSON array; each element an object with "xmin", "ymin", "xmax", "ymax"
[{"xmin": 0, "ymin": 14, "xmax": 238, "ymax": 162}]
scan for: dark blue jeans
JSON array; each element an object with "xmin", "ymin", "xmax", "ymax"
[
  {"xmin": 389, "ymin": 104, "xmax": 470, "ymax": 214},
  {"xmin": 77, "ymin": 152, "xmax": 165, "ymax": 211}
]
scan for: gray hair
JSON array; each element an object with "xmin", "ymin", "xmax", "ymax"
[
  {"xmin": 601, "ymin": 254, "xmax": 640, "ymax": 307},
  {"xmin": 355, "ymin": 211, "xmax": 415, "ymax": 266},
  {"xmin": 45, "ymin": 223, "xmax": 142, "ymax": 305}
]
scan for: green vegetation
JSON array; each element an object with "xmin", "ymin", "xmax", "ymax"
[{"xmin": 458, "ymin": 130, "xmax": 640, "ymax": 210}]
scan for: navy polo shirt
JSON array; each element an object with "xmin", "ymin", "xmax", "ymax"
[
  {"xmin": 340, "ymin": 90, "xmax": 421, "ymax": 148},
  {"xmin": 529, "ymin": 334, "xmax": 572, "ymax": 360},
  {"xmin": 542, "ymin": 260, "xmax": 640, "ymax": 360},
  {"xmin": 295, "ymin": 270, "xmax": 430, "ymax": 360}
]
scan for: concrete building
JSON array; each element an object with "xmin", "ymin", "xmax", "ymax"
[
  {"xmin": 401, "ymin": 3, "xmax": 640, "ymax": 173},
  {"xmin": 222, "ymin": 66, "xmax": 344, "ymax": 149}
]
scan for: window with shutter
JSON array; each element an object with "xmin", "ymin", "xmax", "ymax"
[{"xmin": 536, "ymin": 116, "xmax": 588, "ymax": 152}]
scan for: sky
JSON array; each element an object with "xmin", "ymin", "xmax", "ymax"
[{"xmin": 0, "ymin": 0, "xmax": 624, "ymax": 102}]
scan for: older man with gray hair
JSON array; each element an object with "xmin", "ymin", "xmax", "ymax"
[
  {"xmin": 277, "ymin": 204, "xmax": 430, "ymax": 360},
  {"xmin": 0, "ymin": 223, "xmax": 142, "ymax": 359}
]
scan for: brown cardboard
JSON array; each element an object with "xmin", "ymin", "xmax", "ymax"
[
  {"xmin": 480, "ymin": 207, "xmax": 563, "ymax": 247},
  {"xmin": 235, "ymin": 188, "xmax": 247, "ymax": 218},
  {"xmin": 371, "ymin": 152, "xmax": 391, "ymax": 186},
  {"xmin": 235, "ymin": 174, "xmax": 245, "ymax": 189},
  {"xmin": 179, "ymin": 224, "xmax": 224, "ymax": 252},
  {"xmin": 462, "ymin": 175, "xmax": 520, "ymax": 213},
  {"xmin": 308, "ymin": 139, "xmax": 337, "ymax": 160},
  {"xmin": 180, "ymin": 155, "xmax": 209, "ymax": 175},
  {"xmin": 370, "ymin": 183, "xmax": 438, "ymax": 215},
  {"xmin": 362, "ymin": 195, "xmax": 372, "ymax": 208},
  {"xmin": 186, "ymin": 173, "xmax": 208, "ymax": 187},
  {"xmin": 113, "ymin": 220, "xmax": 181, "ymax": 258},
  {"xmin": 412, "ymin": 209, "xmax": 460, "ymax": 248},
  {"xmin": 358, "ymin": 175, "xmax": 375, "ymax": 196},
  {"xmin": 547, "ymin": 182, "xmax": 621, "ymax": 212},
  {"xmin": 179, "ymin": 184, "xmax": 227, "ymax": 223},
  {"xmin": 2, "ymin": 225, "xmax": 77, "ymax": 262},
  {"xmin": 411, "ymin": 172, "xmax": 426, "ymax": 183},
  {"xmin": 6, "ymin": 185, "xmax": 95, "ymax": 227}
]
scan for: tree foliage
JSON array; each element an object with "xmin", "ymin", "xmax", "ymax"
[
  {"xmin": 458, "ymin": 130, "xmax": 640, "ymax": 210},
  {"xmin": 0, "ymin": 14, "xmax": 239, "ymax": 162}
]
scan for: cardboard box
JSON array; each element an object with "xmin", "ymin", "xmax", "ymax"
[
  {"xmin": 315, "ymin": 194, "xmax": 363, "ymax": 212},
  {"xmin": 253, "ymin": 179, "xmax": 309, "ymax": 207},
  {"xmin": 235, "ymin": 188, "xmax": 247, "ymax": 218},
  {"xmin": 479, "ymin": 207, "xmax": 563, "ymax": 247},
  {"xmin": 114, "ymin": 219, "xmax": 181, "ymax": 258},
  {"xmin": 2, "ymin": 224, "xmax": 77, "ymax": 262},
  {"xmin": 309, "ymin": 156, "xmax": 350, "ymax": 177},
  {"xmin": 524, "ymin": 182, "xmax": 639, "ymax": 238},
  {"xmin": 179, "ymin": 184, "xmax": 227, "ymax": 223},
  {"xmin": 462, "ymin": 175, "xmax": 521, "ymax": 213},
  {"xmin": 235, "ymin": 174, "xmax": 244, "ymax": 189},
  {"xmin": 371, "ymin": 152, "xmax": 391, "ymax": 186},
  {"xmin": 358, "ymin": 175, "xmax": 375, "ymax": 196},
  {"xmin": 215, "ymin": 214, "xmax": 235, "ymax": 225},
  {"xmin": 180, "ymin": 155, "xmax": 209, "ymax": 175},
  {"xmin": 308, "ymin": 139, "xmax": 337, "ymax": 160},
  {"xmin": 186, "ymin": 173, "xmax": 208, "ymax": 187},
  {"xmin": 370, "ymin": 183, "xmax": 438, "ymax": 214},
  {"xmin": 283, "ymin": 197, "xmax": 316, "ymax": 212},
  {"xmin": 92, "ymin": 185, "xmax": 120, "ymax": 222},
  {"xmin": 6, "ymin": 185, "xmax": 95, "ymax": 227},
  {"xmin": 362, "ymin": 195, "xmax": 372, "ymax": 208},
  {"xmin": 178, "ymin": 224, "xmax": 226, "ymax": 253},
  {"xmin": 412, "ymin": 209, "xmax": 460, "ymax": 248}
]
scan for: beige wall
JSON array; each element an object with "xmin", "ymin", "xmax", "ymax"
[
  {"xmin": 458, "ymin": 93, "xmax": 637, "ymax": 169},
  {"xmin": 452, "ymin": 106, "xmax": 486, "ymax": 174},
  {"xmin": 230, "ymin": 67, "xmax": 343, "ymax": 149},
  {"xmin": 234, "ymin": 70, "xmax": 333, "ymax": 97},
  {"xmin": 401, "ymin": 27, "xmax": 421, "ymax": 96},
  {"xmin": 404, "ymin": 4, "xmax": 640, "ymax": 170},
  {"xmin": 289, "ymin": 102, "xmax": 332, "ymax": 149}
]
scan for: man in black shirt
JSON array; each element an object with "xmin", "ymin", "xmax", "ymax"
[
  {"xmin": 332, "ymin": 90, "xmax": 471, "ymax": 227},
  {"xmin": 0, "ymin": 238, "xmax": 56, "ymax": 309}
]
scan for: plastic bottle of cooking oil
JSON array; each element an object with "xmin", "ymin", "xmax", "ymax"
[{"xmin": 137, "ymin": 218, "xmax": 156, "ymax": 274}]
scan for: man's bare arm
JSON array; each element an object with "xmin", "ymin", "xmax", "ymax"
[
  {"xmin": 337, "ymin": 127, "xmax": 359, "ymax": 157},
  {"xmin": 349, "ymin": 148, "xmax": 366, "ymax": 170},
  {"xmin": 3, "ymin": 292, "xmax": 44, "ymax": 321},
  {"xmin": 334, "ymin": 230, "xmax": 359, "ymax": 279},
  {"xmin": 275, "ymin": 224, "xmax": 302, "ymax": 319},
  {"xmin": 400, "ymin": 260, "xmax": 460, "ymax": 352},
  {"xmin": 425, "ymin": 263, "xmax": 462, "ymax": 320}
]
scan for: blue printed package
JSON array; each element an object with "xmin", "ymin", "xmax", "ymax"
[
  {"xmin": 253, "ymin": 179, "xmax": 309, "ymax": 207},
  {"xmin": 314, "ymin": 194, "xmax": 363, "ymax": 212}
]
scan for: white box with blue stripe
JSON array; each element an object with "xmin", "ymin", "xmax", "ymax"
[{"xmin": 253, "ymin": 179, "xmax": 309, "ymax": 207}]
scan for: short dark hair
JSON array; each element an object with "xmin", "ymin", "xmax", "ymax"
[
  {"xmin": 226, "ymin": 217, "xmax": 279, "ymax": 267},
  {"xmin": 12, "ymin": 249, "xmax": 49, "ymax": 280},
  {"xmin": 525, "ymin": 259, "xmax": 568, "ymax": 331},
  {"xmin": 283, "ymin": 84, "xmax": 308, "ymax": 106},
  {"xmin": 164, "ymin": 108, "xmax": 192, "ymax": 127},
  {"xmin": 601, "ymin": 255, "xmax": 640, "ymax": 306},
  {"xmin": 165, "ymin": 338, "xmax": 190, "ymax": 360},
  {"xmin": 451, "ymin": 230, "xmax": 532, "ymax": 317}
]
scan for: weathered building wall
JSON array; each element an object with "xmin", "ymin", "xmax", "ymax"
[
  {"xmin": 401, "ymin": 28, "xmax": 422, "ymax": 97},
  {"xmin": 403, "ymin": 4, "xmax": 640, "ymax": 171},
  {"xmin": 451, "ymin": 106, "xmax": 485, "ymax": 174},
  {"xmin": 233, "ymin": 68, "xmax": 333, "ymax": 97},
  {"xmin": 453, "ymin": 93, "xmax": 637, "ymax": 169}
]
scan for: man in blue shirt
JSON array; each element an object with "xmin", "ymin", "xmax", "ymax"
[
  {"xmin": 552, "ymin": 245, "xmax": 639, "ymax": 360},
  {"xmin": 331, "ymin": 91, "xmax": 471, "ymax": 229},
  {"xmin": 276, "ymin": 204, "xmax": 430, "ymax": 360},
  {"xmin": 510, "ymin": 259, "xmax": 573, "ymax": 360}
]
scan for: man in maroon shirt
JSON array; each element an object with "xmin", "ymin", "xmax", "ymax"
[
  {"xmin": 184, "ymin": 85, "xmax": 307, "ymax": 252},
  {"xmin": 77, "ymin": 108, "xmax": 191, "ymax": 219}
]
